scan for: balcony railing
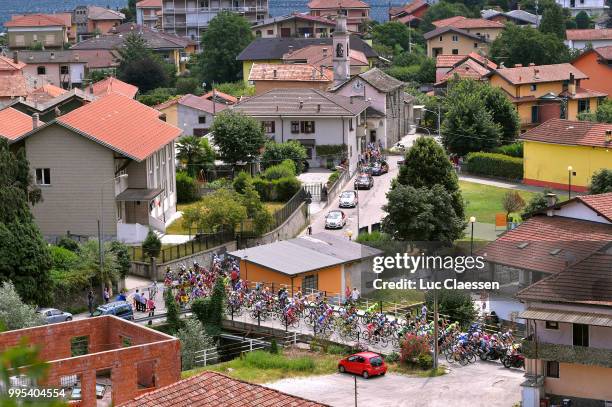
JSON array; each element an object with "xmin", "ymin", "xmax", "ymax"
[
  {"xmin": 163, "ymin": 5, "xmax": 267, "ymax": 13},
  {"xmin": 522, "ymin": 340, "xmax": 612, "ymax": 368}
]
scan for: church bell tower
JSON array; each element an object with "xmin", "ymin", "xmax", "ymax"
[{"xmin": 332, "ymin": 11, "xmax": 350, "ymax": 87}]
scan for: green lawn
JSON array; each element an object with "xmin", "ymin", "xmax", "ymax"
[
  {"xmin": 166, "ymin": 201, "xmax": 285, "ymax": 235},
  {"xmin": 459, "ymin": 181, "xmax": 538, "ymax": 224}
]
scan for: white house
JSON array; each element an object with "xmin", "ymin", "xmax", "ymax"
[
  {"xmin": 231, "ymin": 88, "xmax": 370, "ymax": 173},
  {"xmin": 555, "ymin": 0, "xmax": 609, "ymax": 15},
  {"xmin": 566, "ymin": 28, "xmax": 612, "ymax": 49},
  {"xmin": 175, "ymin": 94, "xmax": 228, "ymax": 137}
]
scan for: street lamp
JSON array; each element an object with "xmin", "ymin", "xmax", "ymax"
[
  {"xmin": 567, "ymin": 165, "xmax": 574, "ymax": 199},
  {"xmin": 98, "ymin": 174, "xmax": 128, "ymax": 298},
  {"xmin": 469, "ymin": 216, "xmax": 476, "ymax": 256}
]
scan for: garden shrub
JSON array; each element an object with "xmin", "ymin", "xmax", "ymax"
[
  {"xmin": 328, "ymin": 344, "xmax": 350, "ymax": 355},
  {"xmin": 233, "ymin": 171, "xmax": 252, "ymax": 194},
  {"xmin": 50, "ymin": 246, "xmax": 79, "ymax": 270},
  {"xmin": 327, "ymin": 171, "xmax": 340, "ymax": 187},
  {"xmin": 263, "ymin": 160, "xmax": 296, "ymax": 180},
  {"xmin": 272, "ymin": 176, "xmax": 301, "ymax": 201},
  {"xmin": 464, "ymin": 152, "xmax": 523, "ymax": 180},
  {"xmin": 418, "ymin": 353, "xmax": 433, "ymax": 369},
  {"xmin": 252, "ymin": 177, "xmax": 273, "ymax": 201},
  {"xmin": 270, "ymin": 339, "xmax": 279, "ymax": 354},
  {"xmin": 176, "ymin": 171, "xmax": 199, "ymax": 203},
  {"xmin": 384, "ymin": 352, "xmax": 400, "ymax": 363},
  {"xmin": 57, "ymin": 236, "xmax": 79, "ymax": 252},
  {"xmin": 400, "ymin": 333, "xmax": 430, "ymax": 365},
  {"xmin": 494, "ymin": 142, "xmax": 523, "ymax": 158}
]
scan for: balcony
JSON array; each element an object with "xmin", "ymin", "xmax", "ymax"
[{"xmin": 522, "ymin": 340, "xmax": 612, "ymax": 368}]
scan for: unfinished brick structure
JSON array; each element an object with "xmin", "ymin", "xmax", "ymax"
[{"xmin": 0, "ymin": 316, "xmax": 180, "ymax": 407}]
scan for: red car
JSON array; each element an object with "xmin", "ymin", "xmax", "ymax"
[{"xmin": 338, "ymin": 352, "xmax": 387, "ymax": 379}]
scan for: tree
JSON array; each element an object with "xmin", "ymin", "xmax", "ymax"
[
  {"xmin": 0, "ymin": 140, "xmax": 52, "ymax": 305},
  {"xmin": 490, "ymin": 23, "xmax": 570, "ymax": 66},
  {"xmin": 521, "ymin": 189, "xmax": 553, "ymax": 219},
  {"xmin": 589, "ymin": 169, "xmax": 612, "ymax": 194},
  {"xmin": 78, "ymin": 239, "xmax": 121, "ymax": 298},
  {"xmin": 397, "ymin": 136, "xmax": 465, "ymax": 219},
  {"xmin": 177, "ymin": 318, "xmax": 215, "ymax": 370},
  {"xmin": 137, "ymin": 88, "xmax": 176, "ymax": 106},
  {"xmin": 164, "ymin": 288, "xmax": 183, "ymax": 334},
  {"xmin": 191, "ymin": 276, "xmax": 226, "ymax": 336},
  {"xmin": 0, "ymin": 282, "xmax": 45, "ymax": 330},
  {"xmin": 176, "ymin": 171, "xmax": 199, "ymax": 203},
  {"xmin": 442, "ymin": 79, "xmax": 503, "ymax": 156},
  {"xmin": 109, "ymin": 241, "xmax": 131, "ymax": 279},
  {"xmin": 176, "ymin": 136, "xmax": 216, "ymax": 177},
  {"xmin": 175, "ymin": 77, "xmax": 202, "ymax": 95},
  {"xmin": 116, "ymin": 32, "xmax": 168, "ymax": 92},
  {"xmin": 480, "ymin": 85, "xmax": 520, "ymax": 144},
  {"xmin": 539, "ymin": 4, "xmax": 566, "ymax": 39},
  {"xmin": 578, "ymin": 99, "xmax": 612, "ymax": 123},
  {"xmin": 120, "ymin": 0, "xmax": 137, "ymax": 22},
  {"xmin": 182, "ymin": 188, "xmax": 248, "ymax": 233},
  {"xmin": 262, "ymin": 140, "xmax": 308, "ymax": 174},
  {"xmin": 197, "ymin": 12, "xmax": 253, "ymax": 84},
  {"xmin": 501, "ymin": 191, "xmax": 526, "ymax": 220},
  {"xmin": 242, "ymin": 183, "xmax": 274, "ymax": 235},
  {"xmin": 575, "ymin": 11, "xmax": 591, "ymax": 29},
  {"xmin": 142, "ymin": 230, "xmax": 162, "ymax": 259},
  {"xmin": 371, "ymin": 22, "xmax": 414, "ymax": 53},
  {"xmin": 382, "ymin": 184, "xmax": 465, "ymax": 245},
  {"xmin": 421, "ymin": 2, "xmax": 474, "ymax": 32},
  {"xmin": 210, "ymin": 111, "xmax": 266, "ymax": 165},
  {"xmin": 425, "ymin": 289, "xmax": 477, "ymax": 328}
]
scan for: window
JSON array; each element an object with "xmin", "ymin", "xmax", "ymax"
[
  {"xmin": 262, "ymin": 120, "xmax": 275, "ymax": 133},
  {"xmin": 452, "ymin": 35, "xmax": 458, "ymax": 42},
  {"xmin": 573, "ymin": 323, "xmax": 589, "ymax": 347},
  {"xmin": 198, "ymin": 115, "xmax": 207, "ymax": 124},
  {"xmin": 37, "ymin": 66, "xmax": 46, "ymax": 75},
  {"xmin": 35, "ymin": 168, "xmax": 51, "ymax": 185},
  {"xmin": 121, "ymin": 336, "xmax": 132, "ymax": 347},
  {"xmin": 137, "ymin": 360, "xmax": 157, "ymax": 389},
  {"xmin": 452, "ymin": 49, "xmax": 459, "ymax": 55},
  {"xmin": 439, "ymin": 36, "xmax": 443, "ymax": 41},
  {"xmin": 546, "ymin": 361, "xmax": 559, "ymax": 378},
  {"xmin": 267, "ymin": 29, "xmax": 273, "ymax": 35},
  {"xmin": 32, "ymin": 34, "xmax": 38, "ymax": 41},
  {"xmin": 60, "ymin": 65, "xmax": 69, "ymax": 75},
  {"xmin": 349, "ymin": 118, "xmax": 354, "ymax": 131},
  {"xmin": 45, "ymin": 34, "xmax": 55, "ymax": 45},
  {"xmin": 300, "ymin": 121, "xmax": 315, "ymax": 134},
  {"xmin": 291, "ymin": 121, "xmax": 300, "ymax": 133},
  {"xmin": 302, "ymin": 274, "xmax": 318, "ymax": 291},
  {"xmin": 530, "ymin": 84, "xmax": 537, "ymax": 91},
  {"xmin": 15, "ymin": 35, "xmax": 25, "ymax": 46},
  {"xmin": 545, "ymin": 321, "xmax": 559, "ymax": 330},
  {"xmin": 70, "ymin": 336, "xmax": 89, "ymax": 356},
  {"xmin": 474, "ymin": 42, "xmax": 478, "ymax": 48},
  {"xmin": 255, "ymin": 30, "xmax": 262, "ymax": 37},
  {"xmin": 578, "ymin": 99, "xmax": 590, "ymax": 113}
]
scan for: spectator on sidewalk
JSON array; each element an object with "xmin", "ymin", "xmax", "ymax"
[
  {"xmin": 87, "ymin": 289, "xmax": 94, "ymax": 316},
  {"xmin": 103, "ymin": 286, "xmax": 110, "ymax": 304}
]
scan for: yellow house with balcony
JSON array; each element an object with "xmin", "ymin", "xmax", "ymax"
[
  {"xmin": 520, "ymin": 119, "xmax": 612, "ymax": 192},
  {"xmin": 488, "ymin": 63, "xmax": 607, "ymax": 131}
]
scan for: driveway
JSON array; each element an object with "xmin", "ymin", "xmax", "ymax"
[{"xmin": 266, "ymin": 361, "xmax": 523, "ymax": 407}]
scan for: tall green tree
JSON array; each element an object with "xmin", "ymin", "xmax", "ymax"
[
  {"xmin": 261, "ymin": 140, "xmax": 308, "ymax": 174},
  {"xmin": 397, "ymin": 136, "xmax": 465, "ymax": 219},
  {"xmin": 0, "ymin": 282, "xmax": 45, "ymax": 330},
  {"xmin": 490, "ymin": 23, "xmax": 570, "ymax": 66},
  {"xmin": 421, "ymin": 2, "xmax": 474, "ymax": 32},
  {"xmin": 198, "ymin": 12, "xmax": 254, "ymax": 84},
  {"xmin": 371, "ymin": 21, "xmax": 420, "ymax": 54},
  {"xmin": 480, "ymin": 85, "xmax": 520, "ymax": 144},
  {"xmin": 578, "ymin": 99, "xmax": 612, "ymax": 123},
  {"xmin": 210, "ymin": 111, "xmax": 266, "ymax": 165},
  {"xmin": 116, "ymin": 32, "xmax": 168, "ymax": 92},
  {"xmin": 177, "ymin": 318, "xmax": 215, "ymax": 370},
  {"xmin": 176, "ymin": 136, "xmax": 216, "ymax": 177},
  {"xmin": 0, "ymin": 140, "xmax": 52, "ymax": 305},
  {"xmin": 589, "ymin": 169, "xmax": 612, "ymax": 194},
  {"xmin": 575, "ymin": 11, "xmax": 591, "ymax": 29},
  {"xmin": 539, "ymin": 4, "xmax": 566, "ymax": 39}
]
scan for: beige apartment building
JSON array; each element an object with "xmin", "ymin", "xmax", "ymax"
[
  {"xmin": 252, "ymin": 13, "xmax": 335, "ymax": 38},
  {"xmin": 425, "ymin": 26, "xmax": 489, "ymax": 57}
]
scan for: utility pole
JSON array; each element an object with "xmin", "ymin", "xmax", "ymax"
[
  {"xmin": 354, "ymin": 375, "xmax": 358, "ymax": 407},
  {"xmin": 408, "ymin": 19, "xmax": 412, "ymax": 54},
  {"xmin": 437, "ymin": 105, "xmax": 441, "ymax": 140},
  {"xmin": 433, "ymin": 266, "xmax": 439, "ymax": 370}
]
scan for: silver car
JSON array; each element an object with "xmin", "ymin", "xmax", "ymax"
[
  {"xmin": 38, "ymin": 308, "xmax": 73, "ymax": 324},
  {"xmin": 339, "ymin": 191, "xmax": 358, "ymax": 208},
  {"xmin": 325, "ymin": 210, "xmax": 346, "ymax": 229}
]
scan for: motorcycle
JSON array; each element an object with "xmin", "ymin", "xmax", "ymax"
[{"xmin": 501, "ymin": 351, "xmax": 525, "ymax": 369}]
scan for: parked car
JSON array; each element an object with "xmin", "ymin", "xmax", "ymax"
[
  {"xmin": 370, "ymin": 161, "xmax": 389, "ymax": 176},
  {"xmin": 37, "ymin": 308, "xmax": 73, "ymax": 324},
  {"xmin": 338, "ymin": 352, "xmax": 387, "ymax": 379},
  {"xmin": 91, "ymin": 301, "xmax": 134, "ymax": 321},
  {"xmin": 325, "ymin": 210, "xmax": 346, "ymax": 229},
  {"xmin": 389, "ymin": 141, "xmax": 407, "ymax": 153},
  {"xmin": 354, "ymin": 174, "xmax": 374, "ymax": 190},
  {"xmin": 339, "ymin": 190, "xmax": 358, "ymax": 208}
]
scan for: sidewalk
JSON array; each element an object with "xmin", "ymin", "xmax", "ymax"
[{"xmin": 458, "ymin": 174, "xmax": 567, "ymax": 196}]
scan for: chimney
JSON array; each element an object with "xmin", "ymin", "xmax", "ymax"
[
  {"xmin": 605, "ymin": 129, "xmax": 612, "ymax": 143},
  {"xmin": 568, "ymin": 72, "xmax": 576, "ymax": 94},
  {"xmin": 514, "ymin": 63, "xmax": 522, "ymax": 67},
  {"xmin": 317, "ymin": 103, "xmax": 321, "ymax": 112},
  {"xmin": 32, "ymin": 113, "xmax": 40, "ymax": 129},
  {"xmin": 322, "ymin": 47, "xmax": 328, "ymax": 57},
  {"xmin": 299, "ymin": 99, "xmax": 303, "ymax": 109},
  {"xmin": 533, "ymin": 68, "xmax": 540, "ymax": 79},
  {"xmin": 350, "ymin": 96, "xmax": 354, "ymax": 104},
  {"xmin": 545, "ymin": 193, "xmax": 557, "ymax": 216},
  {"xmin": 312, "ymin": 68, "xmax": 317, "ymax": 79},
  {"xmin": 50, "ymin": 52, "xmax": 55, "ymax": 60},
  {"xmin": 528, "ymin": 62, "xmax": 535, "ymax": 66},
  {"xmin": 12, "ymin": 51, "xmax": 18, "ymax": 64},
  {"xmin": 273, "ymin": 69, "xmax": 277, "ymax": 78},
  {"xmin": 287, "ymin": 45, "xmax": 294, "ymax": 54},
  {"xmin": 89, "ymin": 82, "xmax": 94, "ymax": 94}
]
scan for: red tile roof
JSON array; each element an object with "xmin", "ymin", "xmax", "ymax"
[
  {"xmin": 26, "ymin": 84, "xmax": 68, "ymax": 104},
  {"xmin": 467, "ymin": 52, "xmax": 497, "ymax": 69},
  {"xmin": 594, "ymin": 45, "xmax": 612, "ymax": 60},
  {"xmin": 436, "ymin": 58, "xmax": 492, "ymax": 85},
  {"xmin": 566, "ymin": 28, "xmax": 612, "ymax": 41},
  {"xmin": 493, "ymin": 63, "xmax": 587, "ymax": 85},
  {"xmin": 433, "ymin": 16, "xmax": 504, "ymax": 29},
  {"xmin": 577, "ymin": 193, "xmax": 612, "ymax": 223},
  {"xmin": 436, "ymin": 54, "xmax": 467, "ymax": 68},
  {"xmin": 519, "ymin": 118, "xmax": 612, "ymax": 148},
  {"xmin": 517, "ymin": 251, "xmax": 612, "ymax": 306},
  {"xmin": 480, "ymin": 215, "xmax": 612, "ymax": 274},
  {"xmin": 0, "ymin": 75, "xmax": 28, "ymax": 98},
  {"xmin": 201, "ymin": 89, "xmax": 238, "ymax": 105},
  {"xmin": 559, "ymin": 86, "xmax": 608, "ymax": 99},
  {"xmin": 308, "ymin": 0, "xmax": 369, "ymax": 9},
  {"xmin": 92, "ymin": 77, "xmax": 138, "ymax": 99},
  {"xmin": 249, "ymin": 63, "xmax": 333, "ymax": 82},
  {"xmin": 118, "ymin": 371, "xmax": 328, "ymax": 407},
  {"xmin": 56, "ymin": 93, "xmax": 181, "ymax": 161},
  {"xmin": 178, "ymin": 94, "xmax": 229, "ymax": 114},
  {"xmin": 136, "ymin": 0, "xmax": 162, "ymax": 7},
  {"xmin": 154, "ymin": 98, "xmax": 179, "ymax": 110},
  {"xmin": 0, "ymin": 55, "xmax": 26, "ymax": 71},
  {"xmin": 402, "ymin": 0, "xmax": 428, "ymax": 15},
  {"xmin": 0, "ymin": 108, "xmax": 37, "ymax": 140},
  {"xmin": 4, "ymin": 14, "xmax": 66, "ymax": 27},
  {"xmin": 398, "ymin": 14, "xmax": 421, "ymax": 24},
  {"xmin": 283, "ymin": 44, "xmax": 369, "ymax": 67}
]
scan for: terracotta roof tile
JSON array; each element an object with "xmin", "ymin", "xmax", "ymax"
[
  {"xmin": 56, "ymin": 93, "xmax": 181, "ymax": 161},
  {"xmin": 0, "ymin": 75, "xmax": 28, "ymax": 98},
  {"xmin": 136, "ymin": 0, "xmax": 162, "ymax": 7},
  {"xmin": 308, "ymin": 0, "xmax": 369, "ymax": 9},
  {"xmin": 92, "ymin": 77, "xmax": 138, "ymax": 98},
  {"xmin": 26, "ymin": 84, "xmax": 67, "ymax": 104},
  {"xmin": 559, "ymin": 86, "xmax": 608, "ymax": 99},
  {"xmin": 0, "ymin": 55, "xmax": 26, "ymax": 71},
  {"xmin": 5, "ymin": 14, "xmax": 65, "ymax": 27},
  {"xmin": 493, "ymin": 63, "xmax": 587, "ymax": 85},
  {"xmin": 436, "ymin": 54, "xmax": 467, "ymax": 68},
  {"xmin": 397, "ymin": 14, "xmax": 421, "ymax": 24},
  {"xmin": 566, "ymin": 28, "xmax": 612, "ymax": 41},
  {"xmin": 402, "ymin": 0, "xmax": 428, "ymax": 15},
  {"xmin": 519, "ymin": 118, "xmax": 612, "ymax": 148},
  {"xmin": 594, "ymin": 45, "xmax": 612, "ymax": 60},
  {"xmin": 0, "ymin": 108, "xmax": 37, "ymax": 140},
  {"xmin": 480, "ymin": 216, "xmax": 612, "ymax": 274},
  {"xmin": 283, "ymin": 45, "xmax": 369, "ymax": 67},
  {"xmin": 249, "ymin": 63, "xmax": 333, "ymax": 82},
  {"xmin": 119, "ymin": 371, "xmax": 328, "ymax": 407},
  {"xmin": 436, "ymin": 58, "xmax": 491, "ymax": 85},
  {"xmin": 423, "ymin": 26, "xmax": 485, "ymax": 41},
  {"xmin": 202, "ymin": 90, "xmax": 238, "ymax": 105},
  {"xmin": 178, "ymin": 94, "xmax": 229, "ymax": 114},
  {"xmin": 154, "ymin": 98, "xmax": 179, "ymax": 110},
  {"xmin": 517, "ymin": 251, "xmax": 612, "ymax": 306},
  {"xmin": 467, "ymin": 52, "xmax": 497, "ymax": 69},
  {"xmin": 577, "ymin": 193, "xmax": 612, "ymax": 222},
  {"xmin": 434, "ymin": 16, "xmax": 505, "ymax": 29}
]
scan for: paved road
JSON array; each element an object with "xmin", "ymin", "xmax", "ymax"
[
  {"xmin": 267, "ymin": 363, "xmax": 523, "ymax": 407},
  {"xmin": 307, "ymin": 155, "xmax": 402, "ymax": 239}
]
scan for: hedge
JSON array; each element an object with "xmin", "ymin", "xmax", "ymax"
[
  {"xmin": 176, "ymin": 171, "xmax": 199, "ymax": 203},
  {"xmin": 464, "ymin": 152, "xmax": 523, "ymax": 180},
  {"xmin": 493, "ymin": 142, "xmax": 523, "ymax": 158},
  {"xmin": 253, "ymin": 176, "xmax": 301, "ymax": 201}
]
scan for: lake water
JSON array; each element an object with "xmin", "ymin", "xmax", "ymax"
[{"xmin": 0, "ymin": 0, "xmax": 402, "ymax": 30}]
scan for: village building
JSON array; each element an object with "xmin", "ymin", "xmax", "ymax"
[
  {"xmin": 4, "ymin": 13, "xmax": 71, "ymax": 49},
  {"xmin": 571, "ymin": 46, "xmax": 612, "ymax": 97},
  {"xmin": 17, "ymin": 50, "xmax": 87, "ymax": 90},
  {"xmin": 481, "ymin": 9, "xmax": 539, "ymax": 26},
  {"xmin": 0, "ymin": 53, "xmax": 29, "ymax": 107},
  {"xmin": 73, "ymin": 5, "xmax": 125, "ymax": 41},
  {"xmin": 252, "ymin": 13, "xmax": 336, "ymax": 38},
  {"xmin": 389, "ymin": 0, "xmax": 429, "ymax": 28},
  {"xmin": 155, "ymin": 94, "xmax": 228, "ymax": 137},
  {"xmin": 248, "ymin": 63, "xmax": 333, "ymax": 94},
  {"xmin": 307, "ymin": 0, "xmax": 370, "ymax": 33},
  {"xmin": 566, "ymin": 28, "xmax": 612, "ymax": 50},
  {"xmin": 136, "ymin": 0, "xmax": 163, "ymax": 29}
]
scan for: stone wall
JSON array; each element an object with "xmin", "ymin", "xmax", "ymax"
[{"xmin": 243, "ymin": 203, "xmax": 308, "ymax": 248}]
